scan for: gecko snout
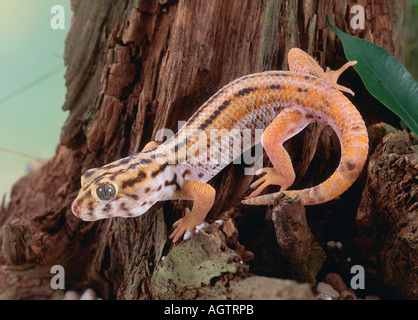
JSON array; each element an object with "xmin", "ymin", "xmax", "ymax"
[{"xmin": 71, "ymin": 201, "xmax": 81, "ymax": 217}]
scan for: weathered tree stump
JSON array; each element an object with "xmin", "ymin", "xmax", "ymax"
[
  {"xmin": 0, "ymin": 0, "xmax": 409, "ymax": 300},
  {"xmin": 356, "ymin": 123, "xmax": 418, "ymax": 299}
]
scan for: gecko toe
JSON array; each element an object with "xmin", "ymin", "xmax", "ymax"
[
  {"xmin": 196, "ymin": 222, "xmax": 210, "ymax": 231},
  {"xmin": 183, "ymin": 231, "xmax": 193, "ymax": 241}
]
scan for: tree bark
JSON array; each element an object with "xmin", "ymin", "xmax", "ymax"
[
  {"xmin": 0, "ymin": 0, "xmax": 408, "ymax": 300},
  {"xmin": 356, "ymin": 123, "xmax": 418, "ymax": 299}
]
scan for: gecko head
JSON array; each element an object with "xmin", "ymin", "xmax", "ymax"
[{"xmin": 71, "ymin": 158, "xmax": 163, "ymax": 221}]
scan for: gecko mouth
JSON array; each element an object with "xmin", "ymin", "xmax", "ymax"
[
  {"xmin": 71, "ymin": 200, "xmax": 105, "ymax": 221},
  {"xmin": 71, "ymin": 201, "xmax": 81, "ymax": 217}
]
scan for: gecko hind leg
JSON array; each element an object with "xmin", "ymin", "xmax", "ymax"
[
  {"xmin": 247, "ymin": 106, "xmax": 314, "ymax": 199},
  {"xmin": 288, "ymin": 47, "xmax": 357, "ymax": 96},
  {"xmin": 324, "ymin": 61, "xmax": 357, "ymax": 96}
]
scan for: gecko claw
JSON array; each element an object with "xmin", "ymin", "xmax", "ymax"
[
  {"xmin": 170, "ymin": 214, "xmax": 214, "ymax": 243},
  {"xmin": 248, "ymin": 167, "xmax": 291, "ymax": 198},
  {"xmin": 183, "ymin": 231, "xmax": 193, "ymax": 241},
  {"xmin": 196, "ymin": 222, "xmax": 210, "ymax": 231},
  {"xmin": 169, "ymin": 207, "xmax": 205, "ymax": 242}
]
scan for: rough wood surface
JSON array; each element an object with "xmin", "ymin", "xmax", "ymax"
[
  {"xmin": 0, "ymin": 0, "xmax": 410, "ymax": 300},
  {"xmin": 271, "ymin": 194, "xmax": 326, "ymax": 286},
  {"xmin": 356, "ymin": 123, "xmax": 418, "ymax": 299}
]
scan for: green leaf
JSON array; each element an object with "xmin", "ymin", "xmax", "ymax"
[
  {"xmin": 412, "ymin": 0, "xmax": 418, "ymax": 13},
  {"xmin": 326, "ymin": 13, "xmax": 418, "ymax": 136}
]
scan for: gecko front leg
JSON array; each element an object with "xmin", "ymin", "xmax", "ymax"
[{"xmin": 170, "ymin": 180, "xmax": 216, "ymax": 242}]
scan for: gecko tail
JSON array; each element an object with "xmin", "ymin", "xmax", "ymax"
[
  {"xmin": 242, "ymin": 149, "xmax": 368, "ymax": 207},
  {"xmin": 242, "ymin": 190, "xmax": 302, "ymax": 206},
  {"xmin": 241, "ymin": 182, "xmax": 349, "ymax": 206}
]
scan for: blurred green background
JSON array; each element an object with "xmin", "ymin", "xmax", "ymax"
[
  {"xmin": 0, "ymin": 1, "xmax": 71, "ymax": 201},
  {"xmin": 404, "ymin": 0, "xmax": 418, "ymax": 79}
]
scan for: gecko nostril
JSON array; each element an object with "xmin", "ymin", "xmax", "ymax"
[{"xmin": 71, "ymin": 201, "xmax": 81, "ymax": 216}]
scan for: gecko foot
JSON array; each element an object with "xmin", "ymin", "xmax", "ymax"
[
  {"xmin": 324, "ymin": 61, "xmax": 357, "ymax": 96},
  {"xmin": 170, "ymin": 216, "xmax": 197, "ymax": 242},
  {"xmin": 169, "ymin": 208, "xmax": 221, "ymax": 242},
  {"xmin": 170, "ymin": 208, "xmax": 196, "ymax": 242},
  {"xmin": 182, "ymin": 222, "xmax": 214, "ymax": 241},
  {"xmin": 247, "ymin": 167, "xmax": 290, "ymax": 198}
]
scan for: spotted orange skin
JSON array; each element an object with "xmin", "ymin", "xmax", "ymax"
[{"xmin": 72, "ymin": 48, "xmax": 368, "ymax": 241}]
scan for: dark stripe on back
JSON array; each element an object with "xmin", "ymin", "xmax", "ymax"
[
  {"xmin": 183, "ymin": 73, "xmax": 270, "ymax": 128},
  {"xmin": 178, "ymin": 71, "xmax": 290, "ymax": 133},
  {"xmin": 178, "ymin": 83, "xmax": 269, "ymax": 148},
  {"xmin": 198, "ymin": 99, "xmax": 232, "ymax": 130},
  {"xmin": 268, "ymin": 84, "xmax": 282, "ymax": 90}
]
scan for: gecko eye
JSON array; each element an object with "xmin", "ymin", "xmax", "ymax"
[{"xmin": 96, "ymin": 183, "xmax": 117, "ymax": 201}]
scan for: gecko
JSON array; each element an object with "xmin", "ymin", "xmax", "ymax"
[{"xmin": 71, "ymin": 48, "xmax": 368, "ymax": 242}]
